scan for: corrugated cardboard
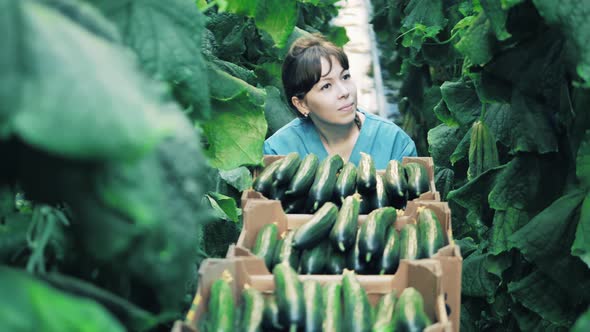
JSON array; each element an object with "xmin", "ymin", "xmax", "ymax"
[
  {"xmin": 184, "ymin": 256, "xmax": 452, "ymax": 331},
  {"xmin": 232, "ymin": 198, "xmax": 462, "ymax": 332},
  {"xmin": 241, "ymin": 155, "xmax": 440, "ymax": 210}
]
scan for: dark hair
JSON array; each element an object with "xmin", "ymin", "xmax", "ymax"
[{"xmin": 282, "ymin": 33, "xmax": 349, "ymax": 114}]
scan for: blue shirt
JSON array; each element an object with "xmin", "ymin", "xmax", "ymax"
[{"xmin": 263, "ymin": 109, "xmax": 417, "ymax": 169}]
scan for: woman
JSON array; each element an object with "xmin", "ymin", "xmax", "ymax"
[{"xmin": 263, "ymin": 33, "xmax": 417, "ymax": 169}]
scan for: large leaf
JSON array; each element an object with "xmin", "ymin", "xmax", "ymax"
[
  {"xmin": 0, "ymin": 266, "xmax": 125, "ymax": 332},
  {"xmin": 206, "ymin": 192, "xmax": 240, "ymax": 222},
  {"xmin": 489, "ymin": 207, "xmax": 529, "ymax": 255},
  {"xmin": 226, "ymin": 0, "xmax": 257, "ymax": 17},
  {"xmin": 572, "ymin": 307, "xmax": 590, "ymax": 332},
  {"xmin": 264, "ymin": 86, "xmax": 296, "ymax": 136},
  {"xmin": 401, "ymin": 0, "xmax": 447, "ymax": 49},
  {"xmin": 254, "ymin": 0, "xmax": 297, "ymax": 48},
  {"xmin": 577, "ymin": 130, "xmax": 590, "ymax": 188},
  {"xmin": 462, "ymin": 252, "xmax": 500, "ymax": 299},
  {"xmin": 508, "ymin": 269, "xmax": 576, "ymax": 327},
  {"xmin": 203, "ymin": 67, "xmax": 267, "ymax": 170},
  {"xmin": 455, "ymin": 12, "xmax": 496, "ymax": 65},
  {"xmin": 90, "ymin": 0, "xmax": 211, "ymax": 119},
  {"xmin": 440, "ymin": 80, "xmax": 481, "ymax": 126},
  {"xmin": 3, "ymin": 0, "xmax": 172, "ymax": 161},
  {"xmin": 511, "ymin": 304, "xmax": 568, "ymax": 332},
  {"xmin": 572, "ymin": 191, "xmax": 590, "ymax": 267},
  {"xmin": 484, "ymin": 92, "xmax": 558, "ymax": 154},
  {"xmin": 219, "ymin": 167, "xmax": 253, "ymax": 192},
  {"xmin": 510, "ymin": 189, "xmax": 590, "ymax": 304},
  {"xmin": 427, "ymin": 124, "xmax": 466, "ymax": 168},
  {"xmin": 448, "ymin": 164, "xmax": 507, "ymax": 216},
  {"xmin": 533, "ymin": 0, "xmax": 590, "ymax": 86},
  {"xmin": 480, "ymin": 0, "xmax": 511, "ymax": 40},
  {"xmin": 488, "ymin": 155, "xmax": 541, "ymax": 211}
]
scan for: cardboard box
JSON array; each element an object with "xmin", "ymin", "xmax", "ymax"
[
  {"xmin": 242, "ymin": 155, "xmax": 440, "ymax": 210},
  {"xmin": 232, "ymin": 198, "xmax": 462, "ymax": 332},
  {"xmin": 183, "ymin": 256, "xmax": 452, "ymax": 331}
]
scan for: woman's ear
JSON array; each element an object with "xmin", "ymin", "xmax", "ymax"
[{"xmin": 291, "ymin": 96, "xmax": 310, "ymax": 117}]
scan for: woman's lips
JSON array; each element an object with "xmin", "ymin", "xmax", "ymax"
[{"xmin": 338, "ymin": 103, "xmax": 355, "ymax": 112}]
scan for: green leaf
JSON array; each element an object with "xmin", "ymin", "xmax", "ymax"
[
  {"xmin": 480, "ymin": 0, "xmax": 511, "ymax": 40},
  {"xmin": 440, "ymin": 80, "xmax": 481, "ymax": 126},
  {"xmin": 484, "ymin": 92, "xmax": 558, "ymax": 154},
  {"xmin": 572, "ymin": 191, "xmax": 590, "ymax": 267},
  {"xmin": 501, "ymin": 0, "xmax": 525, "ymax": 10},
  {"xmin": 450, "ymin": 127, "xmax": 472, "ymax": 165},
  {"xmin": 510, "ymin": 189, "xmax": 590, "ymax": 303},
  {"xmin": 433, "ymin": 99, "xmax": 459, "ymax": 127},
  {"xmin": 90, "ymin": 0, "xmax": 211, "ymax": 119},
  {"xmin": 455, "ymin": 237, "xmax": 478, "ymax": 258},
  {"xmin": 202, "ymin": 67, "xmax": 267, "ymax": 170},
  {"xmin": 427, "ymin": 124, "xmax": 466, "ymax": 168},
  {"xmin": 219, "ymin": 167, "xmax": 253, "ymax": 192},
  {"xmin": 577, "ymin": 130, "xmax": 590, "ymax": 188},
  {"xmin": 572, "ymin": 307, "xmax": 590, "ymax": 332},
  {"xmin": 254, "ymin": 0, "xmax": 297, "ymax": 48},
  {"xmin": 462, "ymin": 252, "xmax": 500, "ymax": 299},
  {"xmin": 508, "ymin": 269, "xmax": 576, "ymax": 327},
  {"xmin": 264, "ymin": 86, "xmax": 296, "ymax": 136},
  {"xmin": 4, "ymin": 0, "xmax": 172, "ymax": 161},
  {"xmin": 511, "ymin": 304, "xmax": 568, "ymax": 332},
  {"xmin": 226, "ymin": 0, "xmax": 257, "ymax": 16},
  {"xmin": 207, "ymin": 192, "xmax": 240, "ymax": 222},
  {"xmin": 401, "ymin": 0, "xmax": 447, "ymax": 35},
  {"xmin": 455, "ymin": 12, "xmax": 496, "ymax": 65},
  {"xmin": 448, "ymin": 164, "xmax": 507, "ymax": 216},
  {"xmin": 434, "ymin": 166, "xmax": 454, "ymax": 201},
  {"xmin": 490, "ymin": 207, "xmax": 529, "ymax": 254},
  {"xmin": 532, "ymin": 0, "xmax": 590, "ymax": 86},
  {"xmin": 0, "ymin": 266, "xmax": 125, "ymax": 332},
  {"xmin": 488, "ymin": 155, "xmax": 541, "ymax": 211}
]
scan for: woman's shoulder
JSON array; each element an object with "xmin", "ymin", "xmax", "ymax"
[
  {"xmin": 360, "ymin": 110, "xmax": 410, "ymax": 137},
  {"xmin": 266, "ymin": 117, "xmax": 309, "ymax": 142}
]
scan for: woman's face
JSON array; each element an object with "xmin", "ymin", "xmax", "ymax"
[{"xmin": 293, "ymin": 56, "xmax": 358, "ymax": 126}]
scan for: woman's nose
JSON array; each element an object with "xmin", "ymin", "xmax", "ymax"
[{"xmin": 337, "ymin": 81, "xmax": 350, "ymax": 99}]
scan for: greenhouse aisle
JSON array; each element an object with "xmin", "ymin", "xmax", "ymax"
[{"xmin": 332, "ymin": 0, "xmax": 387, "ymax": 117}]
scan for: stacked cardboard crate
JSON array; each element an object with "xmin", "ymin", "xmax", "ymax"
[{"xmin": 176, "ymin": 156, "xmax": 463, "ymax": 331}]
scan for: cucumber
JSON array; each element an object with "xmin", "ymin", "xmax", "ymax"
[
  {"xmin": 358, "ymin": 207, "xmax": 397, "ymax": 264},
  {"xmin": 371, "ymin": 173, "xmax": 390, "ymax": 209},
  {"xmin": 356, "ymin": 152, "xmax": 376, "ymax": 194},
  {"xmin": 342, "ymin": 270, "xmax": 372, "ymax": 332},
  {"xmin": 399, "ymin": 224, "xmax": 419, "ymax": 261},
  {"xmin": 273, "ymin": 263, "xmax": 305, "ymax": 330},
  {"xmin": 347, "ymin": 229, "xmax": 369, "ymax": 274},
  {"xmin": 384, "ymin": 160, "xmax": 407, "ymax": 209},
  {"xmin": 417, "ymin": 208, "xmax": 444, "ymax": 258},
  {"xmin": 262, "ymin": 295, "xmax": 283, "ymax": 331},
  {"xmin": 273, "ymin": 231, "xmax": 300, "ymax": 270},
  {"xmin": 252, "ymin": 223, "xmax": 279, "ymax": 269},
  {"xmin": 379, "ymin": 226, "xmax": 401, "ymax": 274},
  {"xmin": 285, "ymin": 154, "xmax": 319, "ymax": 198},
  {"xmin": 299, "ymin": 241, "xmax": 330, "ymax": 274},
  {"xmin": 323, "ymin": 283, "xmax": 342, "ymax": 332},
  {"xmin": 358, "ymin": 193, "xmax": 371, "ymax": 214},
  {"xmin": 326, "ymin": 249, "xmax": 347, "ymax": 275},
  {"xmin": 372, "ymin": 290, "xmax": 397, "ymax": 332},
  {"xmin": 393, "ymin": 288, "xmax": 432, "ymax": 332},
  {"xmin": 333, "ymin": 162, "xmax": 358, "ymax": 203},
  {"xmin": 269, "ymin": 185, "xmax": 288, "ymax": 201},
  {"xmin": 284, "ymin": 197, "xmax": 306, "ymax": 214},
  {"xmin": 208, "ymin": 271, "xmax": 235, "ymax": 332},
  {"xmin": 253, "ymin": 159, "xmax": 283, "ymax": 197},
  {"xmin": 468, "ymin": 120, "xmax": 499, "ymax": 180},
  {"xmin": 329, "ymin": 193, "xmax": 360, "ymax": 252},
  {"xmin": 274, "ymin": 152, "xmax": 302, "ymax": 187},
  {"xmin": 306, "ymin": 154, "xmax": 344, "ymax": 212},
  {"xmin": 303, "ymin": 281, "xmax": 324, "ymax": 332},
  {"xmin": 292, "ymin": 202, "xmax": 338, "ymax": 250},
  {"xmin": 404, "ymin": 162, "xmax": 430, "ymax": 200},
  {"xmin": 240, "ymin": 286, "xmax": 264, "ymax": 332}
]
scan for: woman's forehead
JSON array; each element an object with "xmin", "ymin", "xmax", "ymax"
[{"xmin": 320, "ymin": 56, "xmax": 345, "ymax": 77}]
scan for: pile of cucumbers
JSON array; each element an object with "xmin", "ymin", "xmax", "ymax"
[
  {"xmin": 252, "ymin": 195, "xmax": 445, "ymax": 275},
  {"xmin": 252, "ymin": 152, "xmax": 431, "ymax": 214},
  {"xmin": 200, "ymin": 265, "xmax": 432, "ymax": 332}
]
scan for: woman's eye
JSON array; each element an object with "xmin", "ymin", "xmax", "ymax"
[
  {"xmin": 320, "ymin": 83, "xmax": 331, "ymax": 90},
  {"xmin": 343, "ymin": 73, "xmax": 351, "ymax": 80}
]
